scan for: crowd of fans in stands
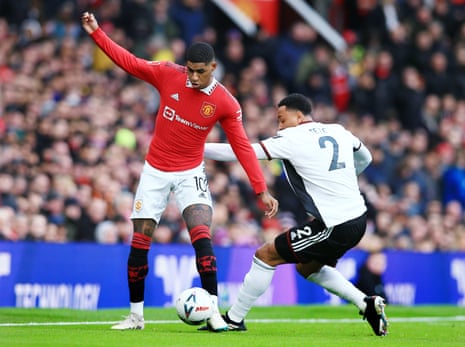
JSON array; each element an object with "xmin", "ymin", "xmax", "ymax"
[{"xmin": 1, "ymin": 0, "xmax": 465, "ymax": 253}]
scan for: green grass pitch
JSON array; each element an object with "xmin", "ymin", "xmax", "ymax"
[{"xmin": 1, "ymin": 305, "xmax": 464, "ymax": 347}]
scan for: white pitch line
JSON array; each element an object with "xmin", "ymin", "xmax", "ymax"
[{"xmin": 1, "ymin": 316, "xmax": 465, "ymax": 327}]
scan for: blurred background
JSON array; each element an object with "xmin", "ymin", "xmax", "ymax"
[{"xmin": 1, "ymin": 1, "xmax": 465, "ymax": 307}]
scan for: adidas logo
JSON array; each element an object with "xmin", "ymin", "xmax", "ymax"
[{"xmin": 171, "ymin": 93, "xmax": 179, "ymax": 101}]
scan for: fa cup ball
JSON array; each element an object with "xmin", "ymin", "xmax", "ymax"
[{"xmin": 175, "ymin": 287, "xmax": 213, "ymax": 325}]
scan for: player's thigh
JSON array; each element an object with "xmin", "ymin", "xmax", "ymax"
[
  {"xmin": 255, "ymin": 241, "xmax": 288, "ymax": 267},
  {"xmin": 274, "ymin": 219, "xmax": 340, "ymax": 265},
  {"xmin": 276, "ymin": 216, "xmax": 366, "ymax": 266},
  {"xmin": 174, "ymin": 163, "xmax": 213, "ymax": 218},
  {"xmin": 130, "ymin": 162, "xmax": 172, "ymax": 223}
]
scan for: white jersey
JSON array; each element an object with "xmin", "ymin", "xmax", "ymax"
[{"xmin": 259, "ymin": 121, "xmax": 366, "ymax": 227}]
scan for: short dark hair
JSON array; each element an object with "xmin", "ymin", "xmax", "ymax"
[
  {"xmin": 185, "ymin": 42, "xmax": 215, "ymax": 63},
  {"xmin": 278, "ymin": 93, "xmax": 312, "ymax": 115}
]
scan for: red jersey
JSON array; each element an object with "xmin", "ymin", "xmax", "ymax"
[{"xmin": 91, "ymin": 29, "xmax": 266, "ymax": 194}]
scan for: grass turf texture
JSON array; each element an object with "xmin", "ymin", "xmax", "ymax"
[{"xmin": 1, "ymin": 305, "xmax": 464, "ymax": 347}]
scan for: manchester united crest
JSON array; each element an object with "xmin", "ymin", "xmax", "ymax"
[
  {"xmin": 200, "ymin": 102, "xmax": 216, "ymax": 118},
  {"xmin": 134, "ymin": 199, "xmax": 143, "ymax": 212}
]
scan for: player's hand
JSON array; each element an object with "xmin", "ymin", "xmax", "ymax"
[
  {"xmin": 81, "ymin": 12, "xmax": 99, "ymax": 34},
  {"xmin": 258, "ymin": 191, "xmax": 279, "ymax": 218}
]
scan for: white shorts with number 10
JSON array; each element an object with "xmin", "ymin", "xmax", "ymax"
[{"xmin": 130, "ymin": 161, "xmax": 213, "ymax": 223}]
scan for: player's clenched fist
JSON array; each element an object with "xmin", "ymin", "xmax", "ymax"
[{"xmin": 81, "ymin": 12, "xmax": 99, "ymax": 34}]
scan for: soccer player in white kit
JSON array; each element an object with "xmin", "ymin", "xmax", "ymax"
[{"xmin": 204, "ymin": 93, "xmax": 388, "ymax": 336}]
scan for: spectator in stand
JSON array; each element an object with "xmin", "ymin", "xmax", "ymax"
[
  {"xmin": 373, "ymin": 50, "xmax": 399, "ymax": 122},
  {"xmin": 453, "ymin": 43, "xmax": 465, "ymax": 98},
  {"xmin": 11, "ymin": 213, "xmax": 29, "ymax": 241},
  {"xmin": 219, "ymin": 30, "xmax": 249, "ymax": 79},
  {"xmin": 63, "ymin": 197, "xmax": 81, "ymax": 241},
  {"xmin": 114, "ymin": 214, "xmax": 133, "ymax": 244},
  {"xmin": 442, "ymin": 149, "xmax": 465, "ymax": 209},
  {"xmin": 329, "ymin": 56, "xmax": 351, "ymax": 112},
  {"xmin": 421, "ymin": 94, "xmax": 443, "ymax": 146},
  {"xmin": 119, "ymin": 0, "xmax": 154, "ymax": 58},
  {"xmin": 390, "ymin": 154, "xmax": 431, "ymax": 209},
  {"xmin": 395, "ymin": 66, "xmax": 426, "ymax": 132},
  {"xmin": 26, "ymin": 214, "xmax": 48, "ymax": 242},
  {"xmin": 362, "ymin": 146, "xmax": 392, "ymax": 186},
  {"xmin": 272, "ymin": 21, "xmax": 317, "ymax": 91},
  {"xmin": 210, "ymin": 201, "xmax": 230, "ymax": 246},
  {"xmin": 150, "ymin": 0, "xmax": 179, "ymax": 41},
  {"xmin": 350, "ymin": 71, "xmax": 377, "ymax": 117},
  {"xmin": 355, "ymin": 251, "xmax": 388, "ymax": 301},
  {"xmin": 409, "ymin": 29, "xmax": 436, "ymax": 74},
  {"xmin": 0, "ymin": 206, "xmax": 15, "ymax": 240},
  {"xmin": 76, "ymin": 197, "xmax": 108, "ymax": 242},
  {"xmin": 342, "ymin": 0, "xmax": 388, "ymax": 47},
  {"xmin": 43, "ymin": 1, "xmax": 81, "ymax": 42},
  {"xmin": 42, "ymin": 191, "xmax": 65, "ymax": 226},
  {"xmin": 386, "ymin": 23, "xmax": 411, "ymax": 73},
  {"xmin": 0, "ymin": 173, "xmax": 17, "ymax": 211},
  {"xmin": 169, "ymin": 0, "xmax": 208, "ymax": 46},
  {"xmin": 424, "ymin": 51, "xmax": 455, "ymax": 97},
  {"xmin": 95, "ymin": 220, "xmax": 119, "ymax": 244}
]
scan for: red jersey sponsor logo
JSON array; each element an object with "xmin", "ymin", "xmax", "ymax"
[{"xmin": 200, "ymin": 102, "xmax": 216, "ymax": 118}]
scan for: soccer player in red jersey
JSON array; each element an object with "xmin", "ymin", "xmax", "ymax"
[{"xmin": 81, "ymin": 12, "xmax": 278, "ymax": 331}]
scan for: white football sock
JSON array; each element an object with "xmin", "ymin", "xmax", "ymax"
[
  {"xmin": 228, "ymin": 256, "xmax": 275, "ymax": 323},
  {"xmin": 307, "ymin": 265, "xmax": 366, "ymax": 312},
  {"xmin": 130, "ymin": 301, "xmax": 144, "ymax": 317},
  {"xmin": 210, "ymin": 294, "xmax": 220, "ymax": 313}
]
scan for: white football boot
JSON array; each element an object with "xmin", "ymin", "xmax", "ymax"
[{"xmin": 111, "ymin": 312, "xmax": 145, "ymax": 330}]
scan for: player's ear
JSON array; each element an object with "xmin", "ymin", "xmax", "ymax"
[{"xmin": 210, "ymin": 61, "xmax": 217, "ymax": 71}]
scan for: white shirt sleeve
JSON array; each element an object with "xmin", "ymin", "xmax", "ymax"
[
  {"xmin": 353, "ymin": 141, "xmax": 372, "ymax": 175},
  {"xmin": 204, "ymin": 143, "xmax": 267, "ymax": 161}
]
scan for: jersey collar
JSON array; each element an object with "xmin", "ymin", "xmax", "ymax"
[{"xmin": 186, "ymin": 78, "xmax": 218, "ymax": 95}]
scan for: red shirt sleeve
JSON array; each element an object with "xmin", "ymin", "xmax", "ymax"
[
  {"xmin": 224, "ymin": 123, "xmax": 267, "ymax": 195},
  {"xmin": 90, "ymin": 28, "xmax": 159, "ymax": 84},
  {"xmin": 218, "ymin": 95, "xmax": 267, "ymax": 195}
]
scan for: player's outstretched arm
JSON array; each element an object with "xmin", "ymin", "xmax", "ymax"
[
  {"xmin": 204, "ymin": 143, "xmax": 267, "ymax": 161},
  {"xmin": 204, "ymin": 143, "xmax": 278, "ymax": 217}
]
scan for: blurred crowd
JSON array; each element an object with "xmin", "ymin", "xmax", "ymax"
[{"xmin": 1, "ymin": 0, "xmax": 465, "ymax": 253}]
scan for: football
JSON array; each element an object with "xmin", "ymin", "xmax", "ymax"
[{"xmin": 175, "ymin": 287, "xmax": 213, "ymax": 325}]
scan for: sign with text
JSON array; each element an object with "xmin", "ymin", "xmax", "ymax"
[{"xmin": 0, "ymin": 242, "xmax": 464, "ymax": 308}]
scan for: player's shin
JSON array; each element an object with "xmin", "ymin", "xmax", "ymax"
[
  {"xmin": 191, "ymin": 228, "xmax": 228, "ymax": 331},
  {"xmin": 228, "ymin": 256, "xmax": 276, "ymax": 323},
  {"xmin": 307, "ymin": 265, "xmax": 366, "ymax": 311},
  {"xmin": 192, "ymin": 235, "xmax": 218, "ymax": 297},
  {"xmin": 127, "ymin": 232, "xmax": 151, "ymax": 315}
]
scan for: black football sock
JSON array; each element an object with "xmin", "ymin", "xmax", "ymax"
[
  {"xmin": 192, "ymin": 237, "xmax": 218, "ymax": 296},
  {"xmin": 128, "ymin": 233, "xmax": 151, "ymax": 302}
]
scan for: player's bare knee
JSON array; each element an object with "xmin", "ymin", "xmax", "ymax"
[
  {"xmin": 255, "ymin": 241, "xmax": 279, "ymax": 266},
  {"xmin": 133, "ymin": 219, "xmax": 157, "ymax": 237},
  {"xmin": 183, "ymin": 204, "xmax": 212, "ymax": 229},
  {"xmin": 297, "ymin": 261, "xmax": 324, "ymax": 278}
]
